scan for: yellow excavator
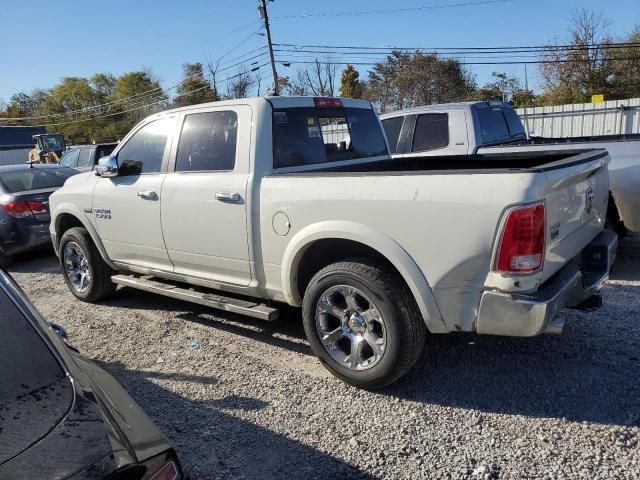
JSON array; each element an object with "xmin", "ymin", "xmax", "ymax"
[{"xmin": 28, "ymin": 133, "xmax": 66, "ymax": 164}]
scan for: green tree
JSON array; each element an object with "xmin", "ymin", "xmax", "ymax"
[
  {"xmin": 174, "ymin": 63, "xmax": 218, "ymax": 107},
  {"xmin": 365, "ymin": 51, "xmax": 476, "ymax": 113},
  {"xmin": 339, "ymin": 64, "xmax": 363, "ymax": 98},
  {"xmin": 536, "ymin": 9, "xmax": 640, "ymax": 104},
  {"xmin": 608, "ymin": 26, "xmax": 640, "ymax": 100}
]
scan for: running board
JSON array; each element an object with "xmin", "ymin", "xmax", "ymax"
[{"xmin": 111, "ymin": 274, "xmax": 279, "ymax": 321}]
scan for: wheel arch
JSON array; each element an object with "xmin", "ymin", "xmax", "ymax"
[
  {"xmin": 53, "ymin": 206, "xmax": 117, "ymax": 270},
  {"xmin": 281, "ymin": 221, "xmax": 446, "ymax": 333}
]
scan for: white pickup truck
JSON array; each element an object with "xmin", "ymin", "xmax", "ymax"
[
  {"xmin": 380, "ymin": 100, "xmax": 640, "ymax": 236},
  {"xmin": 49, "ymin": 96, "xmax": 617, "ymax": 389}
]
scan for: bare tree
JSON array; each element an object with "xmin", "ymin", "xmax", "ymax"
[
  {"xmin": 539, "ymin": 9, "xmax": 614, "ymax": 104},
  {"xmin": 301, "ymin": 59, "xmax": 337, "ymax": 96},
  {"xmin": 205, "ymin": 57, "xmax": 222, "ymax": 101},
  {"xmin": 225, "ymin": 69, "xmax": 257, "ymax": 99}
]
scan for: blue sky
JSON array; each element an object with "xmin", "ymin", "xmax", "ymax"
[{"xmin": 1, "ymin": 0, "xmax": 639, "ymax": 102}]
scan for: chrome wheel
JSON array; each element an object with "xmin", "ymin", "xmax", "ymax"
[
  {"xmin": 315, "ymin": 285, "xmax": 387, "ymax": 370},
  {"xmin": 63, "ymin": 242, "xmax": 92, "ymax": 293}
]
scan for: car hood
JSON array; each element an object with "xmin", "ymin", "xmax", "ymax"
[{"xmin": 0, "ymin": 349, "xmax": 173, "ymax": 479}]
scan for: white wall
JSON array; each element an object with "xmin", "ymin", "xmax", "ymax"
[{"xmin": 516, "ymin": 98, "xmax": 640, "ymax": 138}]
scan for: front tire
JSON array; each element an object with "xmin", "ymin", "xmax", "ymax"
[
  {"xmin": 302, "ymin": 258, "xmax": 426, "ymax": 389},
  {"xmin": 59, "ymin": 227, "xmax": 116, "ymax": 302}
]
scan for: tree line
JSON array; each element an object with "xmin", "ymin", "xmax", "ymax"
[{"xmin": 1, "ymin": 9, "xmax": 638, "ymax": 143}]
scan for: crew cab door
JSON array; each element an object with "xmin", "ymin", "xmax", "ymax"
[
  {"xmin": 161, "ymin": 106, "xmax": 252, "ymax": 286},
  {"xmin": 92, "ymin": 116, "xmax": 177, "ymax": 271}
]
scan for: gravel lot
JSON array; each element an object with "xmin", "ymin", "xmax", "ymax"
[{"xmin": 9, "ymin": 237, "xmax": 640, "ymax": 480}]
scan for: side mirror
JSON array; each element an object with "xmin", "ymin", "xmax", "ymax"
[
  {"xmin": 48, "ymin": 322, "xmax": 68, "ymax": 339},
  {"xmin": 95, "ymin": 155, "xmax": 119, "ymax": 177}
]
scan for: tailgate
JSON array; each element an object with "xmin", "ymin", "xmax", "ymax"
[{"xmin": 540, "ymin": 150, "xmax": 609, "ymax": 282}]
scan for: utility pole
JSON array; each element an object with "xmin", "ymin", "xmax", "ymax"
[
  {"xmin": 258, "ymin": 0, "xmax": 279, "ymax": 95},
  {"xmin": 523, "ymin": 63, "xmax": 531, "ymax": 138}
]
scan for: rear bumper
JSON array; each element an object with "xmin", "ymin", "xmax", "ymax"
[
  {"xmin": 476, "ymin": 230, "xmax": 618, "ymax": 337},
  {"xmin": 0, "ymin": 218, "xmax": 52, "ymax": 256}
]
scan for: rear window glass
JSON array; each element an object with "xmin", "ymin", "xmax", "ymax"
[
  {"xmin": 273, "ymin": 107, "xmax": 387, "ymax": 169},
  {"xmin": 381, "ymin": 117, "xmax": 404, "ymax": 154},
  {"xmin": 503, "ymin": 108, "xmax": 526, "ymax": 138},
  {"xmin": 412, "ymin": 113, "xmax": 449, "ymax": 152},
  {"xmin": 0, "ymin": 168, "xmax": 76, "ymax": 193},
  {"xmin": 477, "ymin": 107, "xmax": 511, "ymax": 144}
]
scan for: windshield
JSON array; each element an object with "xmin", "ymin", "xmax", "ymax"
[
  {"xmin": 0, "ymin": 167, "xmax": 76, "ymax": 193},
  {"xmin": 273, "ymin": 106, "xmax": 388, "ymax": 169},
  {"xmin": 43, "ymin": 135, "xmax": 65, "ymax": 152}
]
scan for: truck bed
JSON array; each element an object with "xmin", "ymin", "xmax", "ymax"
[{"xmin": 276, "ymin": 148, "xmax": 607, "ymax": 175}]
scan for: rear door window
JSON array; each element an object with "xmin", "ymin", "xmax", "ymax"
[
  {"xmin": 77, "ymin": 148, "xmax": 93, "ymax": 168},
  {"xmin": 412, "ymin": 114, "xmax": 449, "ymax": 152},
  {"xmin": 273, "ymin": 107, "xmax": 387, "ymax": 169},
  {"xmin": 0, "ymin": 168, "xmax": 76, "ymax": 193},
  {"xmin": 477, "ymin": 107, "xmax": 511, "ymax": 144},
  {"xmin": 117, "ymin": 118, "xmax": 173, "ymax": 176},
  {"xmin": 381, "ymin": 117, "xmax": 404, "ymax": 154},
  {"xmin": 176, "ymin": 111, "xmax": 238, "ymax": 172}
]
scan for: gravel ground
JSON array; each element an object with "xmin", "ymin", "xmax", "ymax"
[{"xmin": 8, "ymin": 237, "xmax": 640, "ymax": 480}]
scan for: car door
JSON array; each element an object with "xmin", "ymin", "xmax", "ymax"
[
  {"xmin": 161, "ymin": 106, "xmax": 252, "ymax": 286},
  {"xmin": 92, "ymin": 116, "xmax": 177, "ymax": 272}
]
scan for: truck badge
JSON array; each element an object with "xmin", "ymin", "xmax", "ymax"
[
  {"xmin": 95, "ymin": 208, "xmax": 112, "ymax": 220},
  {"xmin": 585, "ymin": 188, "xmax": 594, "ymax": 214}
]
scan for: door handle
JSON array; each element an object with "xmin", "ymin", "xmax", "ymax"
[
  {"xmin": 215, "ymin": 192, "xmax": 241, "ymax": 203},
  {"xmin": 137, "ymin": 190, "xmax": 158, "ymax": 201}
]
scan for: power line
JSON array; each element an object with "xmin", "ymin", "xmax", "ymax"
[
  {"xmin": 32, "ymin": 63, "xmax": 272, "ymax": 128},
  {"xmin": 273, "ymin": 42, "xmax": 640, "ymax": 54},
  {"xmin": 0, "ymin": 28, "xmax": 266, "ymax": 123},
  {"xmin": 270, "ymin": 0, "xmax": 517, "ymax": 19},
  {"xmin": 276, "ymin": 57, "xmax": 640, "ymax": 67}
]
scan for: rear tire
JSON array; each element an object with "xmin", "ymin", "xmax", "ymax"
[
  {"xmin": 302, "ymin": 258, "xmax": 426, "ymax": 389},
  {"xmin": 606, "ymin": 193, "xmax": 626, "ymax": 238},
  {"xmin": 59, "ymin": 227, "xmax": 116, "ymax": 302},
  {"xmin": 0, "ymin": 250, "xmax": 13, "ymax": 269}
]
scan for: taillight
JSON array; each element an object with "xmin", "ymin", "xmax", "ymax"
[
  {"xmin": 1, "ymin": 200, "xmax": 32, "ymax": 218},
  {"xmin": 496, "ymin": 202, "xmax": 546, "ymax": 273},
  {"xmin": 0, "ymin": 200, "xmax": 47, "ymax": 218},
  {"xmin": 148, "ymin": 461, "xmax": 179, "ymax": 480},
  {"xmin": 314, "ymin": 97, "xmax": 343, "ymax": 108},
  {"xmin": 26, "ymin": 200, "xmax": 47, "ymax": 215}
]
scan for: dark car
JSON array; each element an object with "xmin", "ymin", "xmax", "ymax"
[
  {"xmin": 59, "ymin": 143, "xmax": 118, "ymax": 172},
  {"xmin": 0, "ymin": 164, "xmax": 78, "ymax": 268},
  {"xmin": 0, "ymin": 268, "xmax": 184, "ymax": 479}
]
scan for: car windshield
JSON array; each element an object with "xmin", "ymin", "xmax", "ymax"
[
  {"xmin": 44, "ymin": 136, "xmax": 65, "ymax": 151},
  {"xmin": 0, "ymin": 280, "xmax": 73, "ymax": 463},
  {"xmin": 273, "ymin": 106, "xmax": 388, "ymax": 169},
  {"xmin": 0, "ymin": 167, "xmax": 76, "ymax": 193}
]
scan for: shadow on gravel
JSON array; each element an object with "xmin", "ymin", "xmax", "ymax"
[
  {"xmin": 98, "ymin": 361, "xmax": 374, "ymax": 480},
  {"xmin": 386, "ymin": 316, "xmax": 639, "ymax": 427},
  {"xmin": 7, "ymin": 249, "xmax": 59, "ymax": 274},
  {"xmin": 609, "ymin": 235, "xmax": 640, "ymax": 282},
  {"xmin": 102, "ymin": 287, "xmax": 313, "ymax": 357}
]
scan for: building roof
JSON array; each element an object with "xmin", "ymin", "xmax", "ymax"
[{"xmin": 0, "ymin": 126, "xmax": 46, "ymax": 148}]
